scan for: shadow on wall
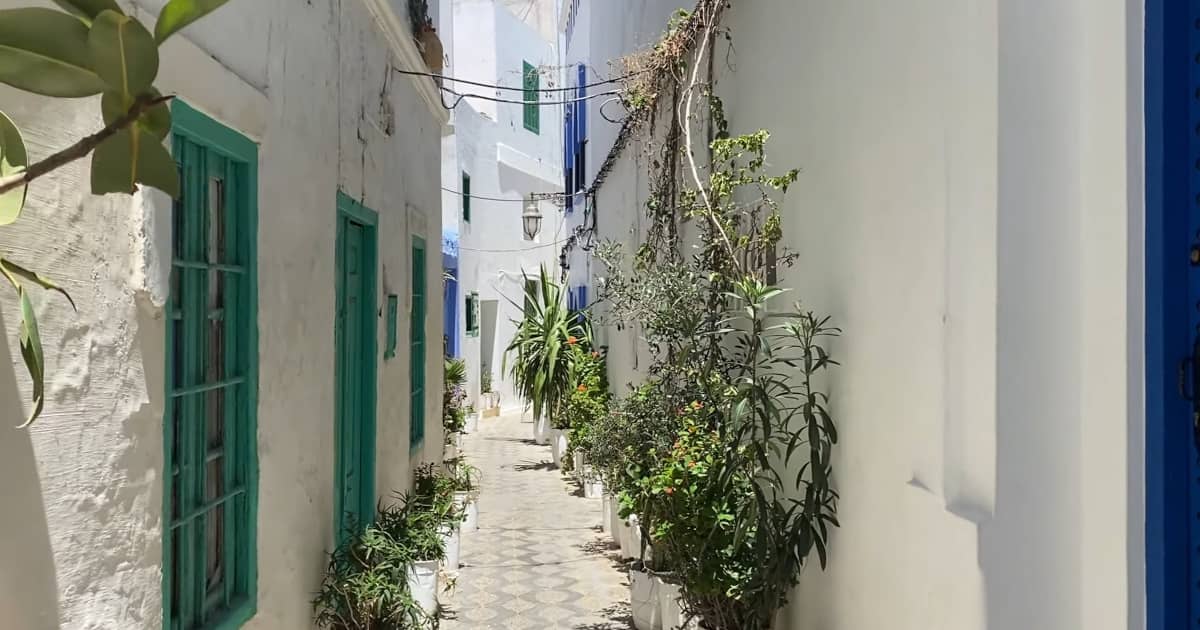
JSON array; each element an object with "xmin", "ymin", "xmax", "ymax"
[{"xmin": 0, "ymin": 307, "xmax": 63, "ymax": 629}]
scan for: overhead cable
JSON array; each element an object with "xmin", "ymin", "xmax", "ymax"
[{"xmin": 393, "ymin": 68, "xmax": 645, "ymax": 93}]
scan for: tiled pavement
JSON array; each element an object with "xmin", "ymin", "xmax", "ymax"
[{"xmin": 440, "ymin": 411, "xmax": 633, "ymax": 630}]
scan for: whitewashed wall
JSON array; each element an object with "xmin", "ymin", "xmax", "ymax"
[
  {"xmin": 586, "ymin": 0, "xmax": 1142, "ymax": 629},
  {"xmin": 0, "ymin": 0, "xmax": 445, "ymax": 628}
]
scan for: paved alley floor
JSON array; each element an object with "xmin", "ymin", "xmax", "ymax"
[{"xmin": 440, "ymin": 411, "xmax": 632, "ymax": 630}]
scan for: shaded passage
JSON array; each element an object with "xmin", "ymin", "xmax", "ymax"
[{"xmin": 441, "ymin": 411, "xmax": 632, "ymax": 629}]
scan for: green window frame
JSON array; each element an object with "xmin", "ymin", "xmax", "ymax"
[
  {"xmin": 410, "ymin": 236, "xmax": 427, "ymax": 449},
  {"xmin": 164, "ymin": 100, "xmax": 259, "ymax": 630},
  {"xmin": 465, "ymin": 292, "xmax": 480, "ymax": 337},
  {"xmin": 461, "ymin": 172, "xmax": 471, "ymax": 223},
  {"xmin": 523, "ymin": 61, "xmax": 540, "ymax": 134},
  {"xmin": 385, "ymin": 294, "xmax": 399, "ymax": 360}
]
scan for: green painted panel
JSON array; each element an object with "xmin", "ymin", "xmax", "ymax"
[
  {"xmin": 410, "ymin": 237, "xmax": 427, "ymax": 449},
  {"xmin": 165, "ymin": 100, "xmax": 259, "ymax": 630},
  {"xmin": 334, "ymin": 193, "xmax": 378, "ymax": 541},
  {"xmin": 523, "ymin": 60, "xmax": 540, "ymax": 134}
]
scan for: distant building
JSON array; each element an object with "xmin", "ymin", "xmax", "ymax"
[{"xmin": 443, "ymin": 0, "xmax": 565, "ymax": 415}]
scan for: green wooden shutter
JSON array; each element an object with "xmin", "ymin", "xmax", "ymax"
[
  {"xmin": 410, "ymin": 237, "xmax": 427, "ymax": 448},
  {"xmin": 523, "ymin": 61, "xmax": 540, "ymax": 134},
  {"xmin": 461, "ymin": 172, "xmax": 471, "ymax": 223},
  {"xmin": 165, "ymin": 101, "xmax": 259, "ymax": 630}
]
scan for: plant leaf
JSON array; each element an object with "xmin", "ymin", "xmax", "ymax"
[
  {"xmin": 91, "ymin": 126, "xmax": 180, "ymax": 198},
  {"xmin": 0, "ymin": 259, "xmax": 76, "ymax": 312},
  {"xmin": 154, "ymin": 0, "xmax": 229, "ymax": 44},
  {"xmin": 89, "ymin": 10, "xmax": 159, "ymax": 97},
  {"xmin": 0, "ymin": 110, "xmax": 28, "ymax": 226},
  {"xmin": 16, "ymin": 288, "xmax": 44, "ymax": 428},
  {"xmin": 102, "ymin": 88, "xmax": 171, "ymax": 140},
  {"xmin": 0, "ymin": 8, "xmax": 107, "ymax": 97},
  {"xmin": 53, "ymin": 0, "xmax": 122, "ymax": 20}
]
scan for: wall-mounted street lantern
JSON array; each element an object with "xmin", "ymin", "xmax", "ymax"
[{"xmin": 522, "ymin": 196, "xmax": 543, "ymax": 240}]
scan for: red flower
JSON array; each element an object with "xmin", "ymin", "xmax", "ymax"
[
  {"xmin": 577, "ymin": 384, "xmax": 588, "ymax": 392},
  {"xmin": 567, "ymin": 336, "xmax": 578, "ymax": 345}
]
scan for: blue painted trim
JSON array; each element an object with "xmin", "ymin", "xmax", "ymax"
[{"xmin": 1145, "ymin": 1, "xmax": 1192, "ymax": 627}]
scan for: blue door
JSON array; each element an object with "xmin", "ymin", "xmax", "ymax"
[{"xmin": 1146, "ymin": 2, "xmax": 1200, "ymax": 627}]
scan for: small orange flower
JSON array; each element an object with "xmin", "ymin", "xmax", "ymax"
[
  {"xmin": 577, "ymin": 384, "xmax": 588, "ymax": 392},
  {"xmin": 592, "ymin": 351, "xmax": 600, "ymax": 358},
  {"xmin": 688, "ymin": 461, "xmax": 697, "ymax": 468},
  {"xmin": 664, "ymin": 487, "xmax": 675, "ymax": 495},
  {"xmin": 567, "ymin": 336, "xmax": 578, "ymax": 345}
]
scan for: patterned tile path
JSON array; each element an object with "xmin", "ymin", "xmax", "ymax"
[{"xmin": 440, "ymin": 411, "xmax": 632, "ymax": 630}]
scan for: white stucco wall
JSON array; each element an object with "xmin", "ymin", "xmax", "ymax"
[
  {"xmin": 0, "ymin": 0, "xmax": 444, "ymax": 628},
  {"xmin": 586, "ymin": 1, "xmax": 1142, "ymax": 629}
]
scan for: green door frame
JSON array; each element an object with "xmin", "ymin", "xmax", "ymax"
[{"xmin": 334, "ymin": 192, "xmax": 379, "ymax": 537}]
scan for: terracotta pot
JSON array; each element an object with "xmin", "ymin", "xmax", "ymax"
[{"xmin": 419, "ymin": 28, "xmax": 443, "ymax": 75}]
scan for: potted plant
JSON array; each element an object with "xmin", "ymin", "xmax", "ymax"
[
  {"xmin": 446, "ymin": 456, "xmax": 481, "ymax": 532},
  {"xmin": 443, "ymin": 358, "xmax": 467, "ymax": 458},
  {"xmin": 314, "ymin": 501, "xmax": 441, "ymax": 629},
  {"xmin": 412, "ymin": 465, "xmax": 462, "ymax": 576},
  {"xmin": 629, "ymin": 559, "xmax": 661, "ymax": 630},
  {"xmin": 504, "ymin": 265, "xmax": 583, "ymax": 451},
  {"xmin": 480, "ymin": 371, "xmax": 501, "ymax": 417},
  {"xmin": 464, "ymin": 404, "xmax": 479, "ymax": 434}
]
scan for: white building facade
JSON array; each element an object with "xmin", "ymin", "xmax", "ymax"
[
  {"xmin": 563, "ymin": 1, "xmax": 1181, "ymax": 630},
  {"xmin": 443, "ymin": 0, "xmax": 565, "ymax": 415},
  {"xmin": 0, "ymin": 1, "xmax": 446, "ymax": 628}
]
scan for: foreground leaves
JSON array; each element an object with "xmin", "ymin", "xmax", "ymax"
[
  {"xmin": 91, "ymin": 125, "xmax": 179, "ymax": 197},
  {"xmin": 0, "ymin": 258, "xmax": 76, "ymax": 428},
  {"xmin": 0, "ymin": 110, "xmax": 28, "ymax": 225},
  {"xmin": 154, "ymin": 0, "xmax": 230, "ymax": 44},
  {"xmin": 89, "ymin": 10, "xmax": 159, "ymax": 98},
  {"xmin": 0, "ymin": 8, "xmax": 107, "ymax": 97},
  {"xmin": 52, "ymin": 0, "xmax": 123, "ymax": 21}
]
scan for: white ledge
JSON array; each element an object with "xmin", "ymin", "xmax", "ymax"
[{"xmin": 360, "ymin": 0, "xmax": 451, "ymax": 127}]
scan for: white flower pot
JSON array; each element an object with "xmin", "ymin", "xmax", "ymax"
[
  {"xmin": 406, "ymin": 559, "xmax": 439, "ymax": 616},
  {"xmin": 573, "ymin": 452, "xmax": 586, "ymax": 481},
  {"xmin": 534, "ymin": 414, "xmax": 550, "ymax": 445},
  {"xmin": 658, "ymin": 579, "xmax": 696, "ymax": 629},
  {"xmin": 443, "ymin": 442, "xmax": 457, "ymax": 461},
  {"xmin": 455, "ymin": 432, "xmax": 464, "ymax": 449},
  {"xmin": 619, "ymin": 514, "xmax": 635, "ymax": 558},
  {"xmin": 464, "ymin": 413, "xmax": 480, "ymax": 434},
  {"xmin": 585, "ymin": 475, "xmax": 604, "ymax": 499},
  {"xmin": 630, "ymin": 566, "xmax": 662, "ymax": 630},
  {"xmin": 454, "ymin": 491, "xmax": 479, "ymax": 532},
  {"xmin": 628, "ymin": 514, "xmax": 643, "ymax": 560},
  {"xmin": 601, "ymin": 493, "xmax": 612, "ymax": 534},
  {"xmin": 608, "ymin": 496, "xmax": 622, "ymax": 543},
  {"xmin": 551, "ymin": 430, "xmax": 568, "ymax": 467},
  {"xmin": 440, "ymin": 526, "xmax": 461, "ymax": 571}
]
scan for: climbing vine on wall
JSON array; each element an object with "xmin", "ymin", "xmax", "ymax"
[{"xmin": 588, "ymin": 2, "xmax": 841, "ymax": 628}]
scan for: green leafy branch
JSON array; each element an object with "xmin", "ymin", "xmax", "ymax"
[{"xmin": 0, "ymin": 0, "xmax": 230, "ymax": 426}]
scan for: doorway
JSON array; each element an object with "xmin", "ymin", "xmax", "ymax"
[{"xmin": 334, "ymin": 193, "xmax": 378, "ymax": 539}]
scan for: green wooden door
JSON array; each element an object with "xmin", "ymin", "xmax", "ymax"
[
  {"xmin": 335, "ymin": 197, "xmax": 378, "ymax": 538},
  {"xmin": 410, "ymin": 237, "xmax": 427, "ymax": 449}
]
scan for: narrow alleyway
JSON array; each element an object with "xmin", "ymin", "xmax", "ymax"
[{"xmin": 441, "ymin": 411, "xmax": 632, "ymax": 629}]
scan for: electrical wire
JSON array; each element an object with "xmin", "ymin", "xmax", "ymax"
[
  {"xmin": 441, "ymin": 186, "xmax": 567, "ymax": 203},
  {"xmin": 440, "ymin": 86, "xmax": 620, "ymax": 107},
  {"xmin": 458, "ymin": 213, "xmax": 569, "ymax": 253},
  {"xmin": 393, "ymin": 68, "xmax": 644, "ymax": 93}
]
